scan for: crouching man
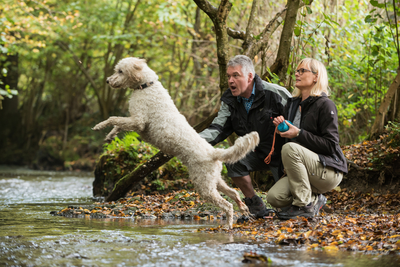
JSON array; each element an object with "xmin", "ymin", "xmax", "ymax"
[{"xmin": 199, "ymin": 55, "xmax": 291, "ymax": 218}]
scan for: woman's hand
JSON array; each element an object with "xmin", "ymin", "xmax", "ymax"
[
  {"xmin": 273, "ymin": 116, "xmax": 285, "ymax": 127},
  {"xmin": 280, "ymin": 122, "xmax": 300, "ymax": 139},
  {"xmin": 273, "ymin": 116, "xmax": 300, "ymax": 139}
]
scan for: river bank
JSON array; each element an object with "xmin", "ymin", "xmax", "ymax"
[{"xmin": 54, "ymin": 186, "xmax": 400, "ymax": 255}]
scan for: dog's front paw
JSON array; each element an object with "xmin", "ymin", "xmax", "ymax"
[{"xmin": 92, "ymin": 125, "xmax": 101, "ymax": 131}]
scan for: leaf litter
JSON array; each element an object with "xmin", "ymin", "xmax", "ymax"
[
  {"xmin": 54, "ymin": 187, "xmax": 400, "ymax": 254},
  {"xmin": 54, "ymin": 132, "xmax": 400, "ymax": 255}
]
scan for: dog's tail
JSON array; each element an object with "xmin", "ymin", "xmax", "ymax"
[{"xmin": 212, "ymin": 131, "xmax": 260, "ymax": 164}]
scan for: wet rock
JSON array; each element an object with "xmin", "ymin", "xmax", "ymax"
[
  {"xmin": 141, "ymin": 214, "xmax": 157, "ymax": 219},
  {"xmin": 183, "ymin": 213, "xmax": 193, "ymax": 220},
  {"xmin": 90, "ymin": 213, "xmax": 107, "ymax": 219},
  {"xmin": 198, "ymin": 211, "xmax": 211, "ymax": 217},
  {"xmin": 92, "ymin": 196, "xmax": 105, "ymax": 202},
  {"xmin": 161, "ymin": 212, "xmax": 174, "ymax": 219}
]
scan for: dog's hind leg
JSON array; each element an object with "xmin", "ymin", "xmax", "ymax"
[
  {"xmin": 216, "ymin": 177, "xmax": 250, "ymax": 217},
  {"xmin": 196, "ymin": 186, "xmax": 235, "ymax": 229}
]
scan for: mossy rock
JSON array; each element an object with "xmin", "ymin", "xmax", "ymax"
[{"xmin": 93, "ymin": 150, "xmax": 141, "ymax": 197}]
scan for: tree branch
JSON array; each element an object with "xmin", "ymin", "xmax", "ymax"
[
  {"xmin": 194, "ymin": 0, "xmax": 232, "ymax": 93},
  {"xmin": 227, "ymin": 28, "xmax": 246, "ymax": 39},
  {"xmin": 217, "ymin": 0, "xmax": 233, "ymax": 22},
  {"xmin": 226, "ymin": 0, "xmax": 313, "ymax": 60},
  {"xmin": 193, "ymin": 0, "xmax": 218, "ymax": 19},
  {"xmin": 56, "ymin": 41, "xmax": 103, "ymax": 107},
  {"xmin": 261, "ymin": 0, "xmax": 302, "ymax": 82},
  {"xmin": 242, "ymin": 0, "xmax": 258, "ymax": 51}
]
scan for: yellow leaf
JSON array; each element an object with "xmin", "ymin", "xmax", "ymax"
[
  {"xmin": 332, "ymin": 230, "xmax": 341, "ymax": 236},
  {"xmin": 347, "ymin": 217, "xmax": 357, "ymax": 224},
  {"xmin": 324, "ymin": 245, "xmax": 339, "ymax": 251},
  {"xmin": 309, "ymin": 243, "xmax": 319, "ymax": 249},
  {"xmin": 303, "ymin": 230, "xmax": 313, "ymax": 239},
  {"xmin": 334, "ymin": 186, "xmax": 341, "ymax": 192},
  {"xmin": 277, "ymin": 234, "xmax": 287, "ymax": 242},
  {"xmin": 164, "ymin": 196, "xmax": 174, "ymax": 202}
]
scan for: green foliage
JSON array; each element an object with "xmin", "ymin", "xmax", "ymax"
[
  {"xmin": 291, "ymin": 0, "xmax": 399, "ymax": 144},
  {"xmin": 0, "ymin": 16, "xmax": 17, "ymax": 108},
  {"xmin": 358, "ymin": 120, "xmax": 400, "ymax": 169},
  {"xmin": 385, "ymin": 121, "xmax": 400, "ymax": 148},
  {"xmin": 151, "ymin": 179, "xmax": 165, "ymax": 191},
  {"xmin": 102, "ymin": 132, "xmax": 189, "ymax": 184}
]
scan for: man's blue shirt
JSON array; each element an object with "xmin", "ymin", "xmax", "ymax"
[{"xmin": 237, "ymin": 82, "xmax": 255, "ymax": 113}]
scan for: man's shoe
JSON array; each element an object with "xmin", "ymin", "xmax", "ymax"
[
  {"xmin": 236, "ymin": 215, "xmax": 250, "ymax": 224},
  {"xmin": 277, "ymin": 203, "xmax": 314, "ymax": 220},
  {"xmin": 256, "ymin": 208, "xmax": 276, "ymax": 218},
  {"xmin": 244, "ymin": 195, "xmax": 266, "ymax": 216},
  {"xmin": 314, "ymin": 194, "xmax": 327, "ymax": 216}
]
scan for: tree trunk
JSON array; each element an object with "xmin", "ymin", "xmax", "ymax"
[
  {"xmin": 370, "ymin": 68, "xmax": 400, "ymax": 139},
  {"xmin": 193, "ymin": 0, "xmax": 232, "ymax": 94},
  {"xmin": 262, "ymin": 0, "xmax": 301, "ymax": 83},
  {"xmin": 387, "ymin": 86, "xmax": 400, "ymax": 122},
  {"xmin": 103, "ymin": 111, "xmax": 218, "ymax": 201}
]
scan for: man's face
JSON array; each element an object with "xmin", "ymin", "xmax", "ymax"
[{"xmin": 227, "ymin": 65, "xmax": 253, "ymax": 97}]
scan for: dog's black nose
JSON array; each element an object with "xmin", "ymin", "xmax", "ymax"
[{"xmin": 106, "ymin": 79, "xmax": 109, "ymax": 84}]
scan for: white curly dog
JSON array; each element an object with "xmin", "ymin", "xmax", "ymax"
[{"xmin": 93, "ymin": 57, "xmax": 260, "ymax": 228}]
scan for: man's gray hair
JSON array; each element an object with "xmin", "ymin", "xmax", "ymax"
[{"xmin": 227, "ymin": 55, "xmax": 255, "ymax": 78}]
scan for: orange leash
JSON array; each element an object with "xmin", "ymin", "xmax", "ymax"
[{"xmin": 264, "ymin": 126, "xmax": 277, "ymax": 164}]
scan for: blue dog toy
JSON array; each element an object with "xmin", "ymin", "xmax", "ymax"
[{"xmin": 277, "ymin": 121, "xmax": 293, "ymax": 132}]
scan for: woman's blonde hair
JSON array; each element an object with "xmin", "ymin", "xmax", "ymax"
[{"xmin": 292, "ymin": 58, "xmax": 330, "ymax": 97}]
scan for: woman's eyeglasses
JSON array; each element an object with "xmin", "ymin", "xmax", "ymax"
[{"xmin": 295, "ymin": 68, "xmax": 316, "ymax": 75}]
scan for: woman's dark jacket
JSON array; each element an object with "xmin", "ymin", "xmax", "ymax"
[{"xmin": 284, "ymin": 93, "xmax": 348, "ymax": 173}]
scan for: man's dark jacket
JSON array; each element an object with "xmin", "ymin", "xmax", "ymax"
[
  {"xmin": 199, "ymin": 74, "xmax": 291, "ymax": 167},
  {"xmin": 284, "ymin": 93, "xmax": 348, "ymax": 173}
]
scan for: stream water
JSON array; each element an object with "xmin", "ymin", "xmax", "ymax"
[{"xmin": 1, "ymin": 166, "xmax": 399, "ymax": 267}]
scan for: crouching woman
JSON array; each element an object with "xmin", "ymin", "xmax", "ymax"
[{"xmin": 267, "ymin": 58, "xmax": 348, "ymax": 219}]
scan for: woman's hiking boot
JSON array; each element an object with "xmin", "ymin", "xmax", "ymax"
[{"xmin": 277, "ymin": 203, "xmax": 315, "ymax": 220}]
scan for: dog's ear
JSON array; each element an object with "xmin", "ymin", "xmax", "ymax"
[
  {"xmin": 127, "ymin": 58, "xmax": 146, "ymax": 83},
  {"xmin": 132, "ymin": 58, "xmax": 146, "ymax": 70}
]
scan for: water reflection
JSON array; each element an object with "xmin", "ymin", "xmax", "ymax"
[{"xmin": 1, "ymin": 167, "xmax": 399, "ymax": 266}]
